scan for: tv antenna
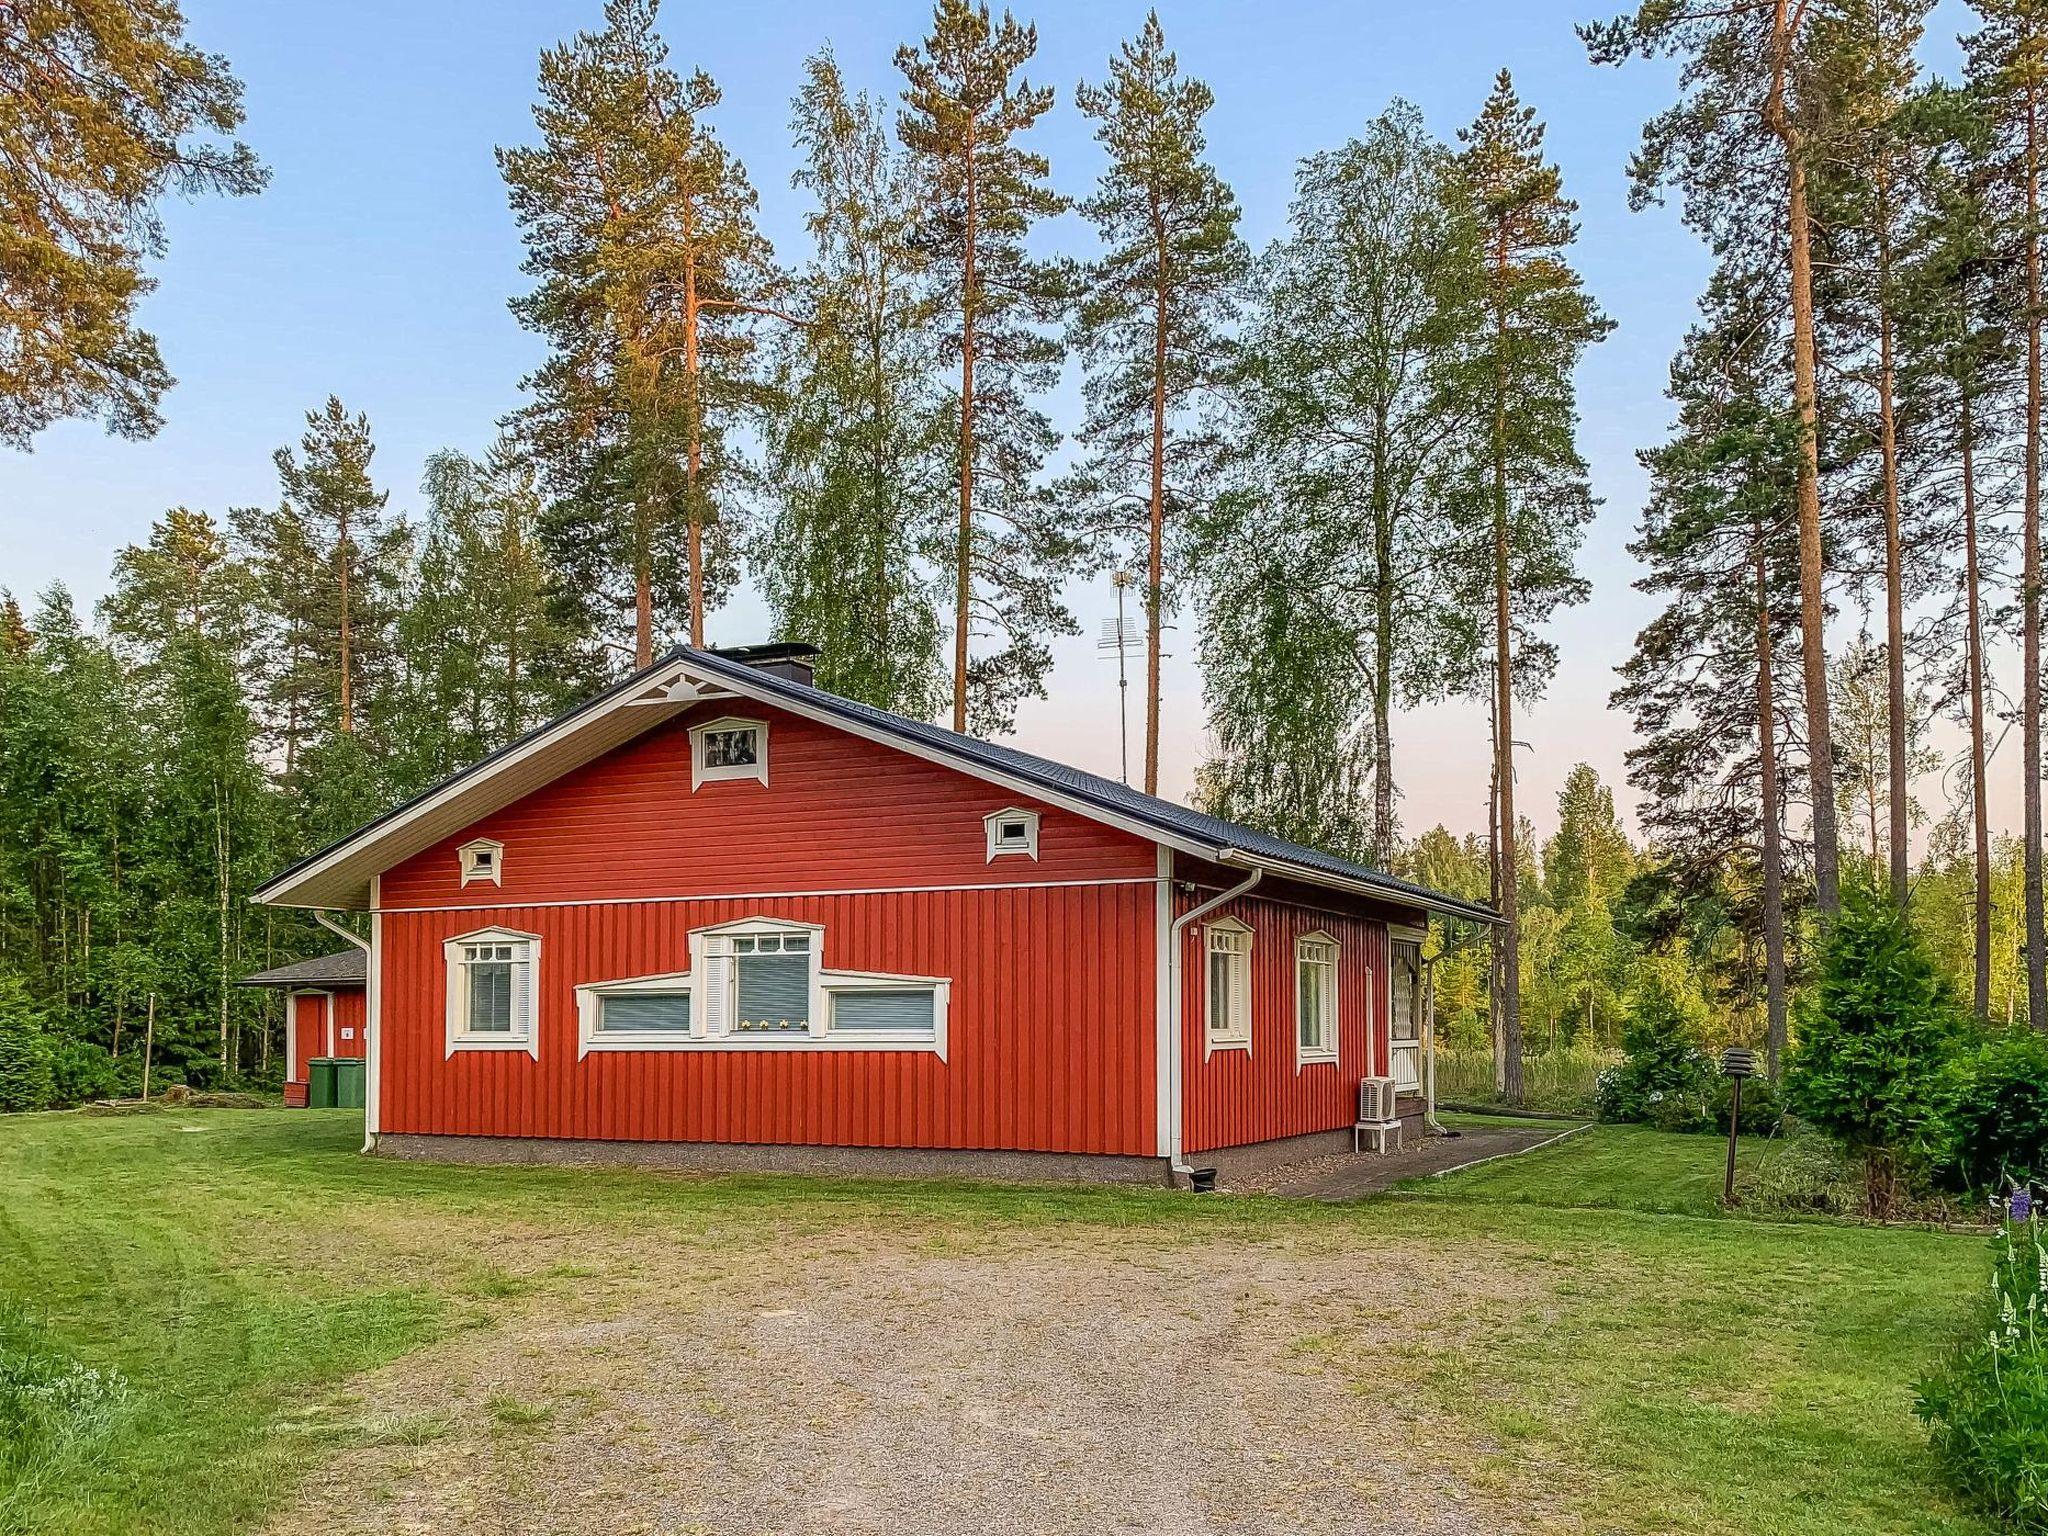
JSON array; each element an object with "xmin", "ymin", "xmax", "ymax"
[{"xmin": 1100, "ymin": 571, "xmax": 1141, "ymax": 786}]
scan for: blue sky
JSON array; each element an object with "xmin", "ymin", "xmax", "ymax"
[{"xmin": 0, "ymin": 0, "xmax": 1994, "ymax": 844}]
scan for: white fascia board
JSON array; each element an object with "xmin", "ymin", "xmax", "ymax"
[{"xmin": 253, "ymin": 658, "xmax": 701, "ymax": 910}]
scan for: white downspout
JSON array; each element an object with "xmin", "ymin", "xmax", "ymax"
[
  {"xmin": 1166, "ymin": 862, "xmax": 1264, "ymax": 1180},
  {"xmin": 313, "ymin": 909, "xmax": 369, "ymax": 954}
]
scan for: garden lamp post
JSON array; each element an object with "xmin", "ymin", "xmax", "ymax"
[{"xmin": 1720, "ymin": 1046, "xmax": 1759, "ymax": 1205}]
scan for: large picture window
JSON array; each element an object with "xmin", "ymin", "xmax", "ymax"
[
  {"xmin": 575, "ymin": 917, "xmax": 948, "ymax": 1057},
  {"xmin": 444, "ymin": 927, "xmax": 540, "ymax": 1058}
]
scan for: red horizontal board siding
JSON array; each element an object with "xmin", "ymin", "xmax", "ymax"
[
  {"xmin": 380, "ymin": 702, "xmax": 1153, "ymax": 908},
  {"xmin": 1178, "ymin": 890, "xmax": 1386, "ymax": 1155},
  {"xmin": 379, "ymin": 887, "xmax": 1156, "ymax": 1154}
]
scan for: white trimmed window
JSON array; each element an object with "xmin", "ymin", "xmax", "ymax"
[
  {"xmin": 576, "ymin": 916, "xmax": 948, "ymax": 1057},
  {"xmin": 983, "ymin": 807, "xmax": 1040, "ymax": 861},
  {"xmin": 445, "ymin": 927, "xmax": 539, "ymax": 1057},
  {"xmin": 1204, "ymin": 918, "xmax": 1252, "ymax": 1054},
  {"xmin": 689, "ymin": 716, "xmax": 768, "ymax": 790},
  {"xmin": 1391, "ymin": 933, "xmax": 1425, "ymax": 1092},
  {"xmin": 1296, "ymin": 932, "xmax": 1339, "ymax": 1067},
  {"xmin": 458, "ymin": 837, "xmax": 503, "ymax": 886}
]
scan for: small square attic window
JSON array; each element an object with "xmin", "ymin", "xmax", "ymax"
[
  {"xmin": 690, "ymin": 716, "xmax": 769, "ymax": 790},
  {"xmin": 458, "ymin": 838, "xmax": 504, "ymax": 887},
  {"xmin": 983, "ymin": 808, "xmax": 1040, "ymax": 862}
]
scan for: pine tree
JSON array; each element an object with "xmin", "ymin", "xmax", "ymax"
[
  {"xmin": 896, "ymin": 0, "xmax": 1078, "ymax": 734},
  {"xmin": 1070, "ymin": 12, "xmax": 1247, "ymax": 793},
  {"xmin": 1455, "ymin": 70, "xmax": 1611, "ymax": 1102},
  {"xmin": 0, "ymin": 0, "xmax": 266, "ymax": 446},
  {"xmin": 501, "ymin": 0, "xmax": 781, "ymax": 662},
  {"xmin": 0, "ymin": 975, "xmax": 53, "ymax": 1112},
  {"xmin": 1206, "ymin": 103, "xmax": 1485, "ymax": 864},
  {"xmin": 1963, "ymin": 0, "xmax": 2048, "ymax": 1031},
  {"xmin": 1587, "ymin": 0, "xmax": 1846, "ymax": 923},
  {"xmin": 759, "ymin": 49, "xmax": 949, "ymax": 718},
  {"xmin": 1809, "ymin": 0, "xmax": 1937, "ymax": 905}
]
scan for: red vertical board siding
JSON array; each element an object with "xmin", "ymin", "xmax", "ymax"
[
  {"xmin": 290, "ymin": 994, "xmax": 324, "ymax": 1080},
  {"xmin": 1178, "ymin": 890, "xmax": 1387, "ymax": 1155},
  {"xmin": 332, "ymin": 990, "xmax": 366, "ymax": 1059},
  {"xmin": 372, "ymin": 703, "xmax": 1162, "ymax": 1157}
]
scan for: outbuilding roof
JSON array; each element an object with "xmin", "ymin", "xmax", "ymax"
[
  {"xmin": 238, "ymin": 949, "xmax": 367, "ymax": 989},
  {"xmin": 253, "ymin": 647, "xmax": 1498, "ymax": 926}
]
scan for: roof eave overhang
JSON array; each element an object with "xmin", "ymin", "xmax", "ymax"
[{"xmin": 1213, "ymin": 849, "xmax": 1503, "ymax": 927}]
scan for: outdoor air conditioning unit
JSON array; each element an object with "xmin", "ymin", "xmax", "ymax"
[{"xmin": 1358, "ymin": 1076, "xmax": 1400, "ymax": 1125}]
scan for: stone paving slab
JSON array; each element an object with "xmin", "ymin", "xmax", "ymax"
[{"xmin": 1228, "ymin": 1121, "xmax": 1587, "ymax": 1201}]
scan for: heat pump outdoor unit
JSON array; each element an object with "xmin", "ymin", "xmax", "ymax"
[{"xmin": 1353, "ymin": 1076, "xmax": 1403, "ymax": 1155}]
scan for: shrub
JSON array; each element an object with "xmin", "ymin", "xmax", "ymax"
[
  {"xmin": 1594, "ymin": 961, "xmax": 1714, "ymax": 1124},
  {"xmin": 1745, "ymin": 1124, "xmax": 1862, "ymax": 1217},
  {"xmin": 0, "ymin": 980, "xmax": 54, "ymax": 1113},
  {"xmin": 1936, "ymin": 1030, "xmax": 2048, "ymax": 1197},
  {"xmin": 1784, "ymin": 888, "xmax": 1965, "ymax": 1214},
  {"xmin": 1711, "ymin": 1071, "xmax": 1784, "ymax": 1137},
  {"xmin": 45, "ymin": 1037, "xmax": 118, "ymax": 1107},
  {"xmin": 1918, "ymin": 1218, "xmax": 2048, "ymax": 1530}
]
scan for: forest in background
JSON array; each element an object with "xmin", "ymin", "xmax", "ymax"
[{"xmin": 3, "ymin": 0, "xmax": 2048, "ymax": 1102}]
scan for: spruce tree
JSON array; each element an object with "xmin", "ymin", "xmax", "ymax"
[
  {"xmin": 0, "ymin": 0, "xmax": 266, "ymax": 445},
  {"xmin": 760, "ymin": 49, "xmax": 949, "ymax": 718},
  {"xmin": 1070, "ymin": 12, "xmax": 1247, "ymax": 793},
  {"xmin": 897, "ymin": 0, "xmax": 1078, "ymax": 734},
  {"xmin": 501, "ymin": 0, "xmax": 780, "ymax": 662},
  {"xmin": 1455, "ymin": 70, "xmax": 1611, "ymax": 1101}
]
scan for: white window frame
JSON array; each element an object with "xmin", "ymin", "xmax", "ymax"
[
  {"xmin": 457, "ymin": 837, "xmax": 504, "ymax": 887},
  {"xmin": 443, "ymin": 926, "xmax": 540, "ymax": 1058},
  {"xmin": 983, "ymin": 807, "xmax": 1041, "ymax": 861},
  {"xmin": 1295, "ymin": 930, "xmax": 1340, "ymax": 1070},
  {"xmin": 689, "ymin": 715, "xmax": 769, "ymax": 790},
  {"xmin": 574, "ymin": 915, "xmax": 947, "ymax": 1058},
  {"xmin": 1203, "ymin": 917, "xmax": 1252, "ymax": 1058},
  {"xmin": 1390, "ymin": 926, "xmax": 1426, "ymax": 1093}
]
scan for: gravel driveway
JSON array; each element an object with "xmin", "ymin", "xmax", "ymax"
[{"xmin": 268, "ymin": 1216, "xmax": 1530, "ymax": 1536}]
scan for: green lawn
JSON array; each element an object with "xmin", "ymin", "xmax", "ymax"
[{"xmin": 0, "ymin": 1108, "xmax": 1994, "ymax": 1536}]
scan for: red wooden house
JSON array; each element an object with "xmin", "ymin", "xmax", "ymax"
[
  {"xmin": 252, "ymin": 645, "xmax": 1493, "ymax": 1183},
  {"xmin": 239, "ymin": 949, "xmax": 367, "ymax": 1107}
]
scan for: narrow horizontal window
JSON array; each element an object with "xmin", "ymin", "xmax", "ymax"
[
  {"xmin": 831, "ymin": 988, "xmax": 936, "ymax": 1035},
  {"xmin": 597, "ymin": 992, "xmax": 691, "ymax": 1034}
]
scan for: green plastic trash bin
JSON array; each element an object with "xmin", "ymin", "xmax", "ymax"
[
  {"xmin": 332, "ymin": 1057, "xmax": 366, "ymax": 1111},
  {"xmin": 307, "ymin": 1058, "xmax": 338, "ymax": 1109}
]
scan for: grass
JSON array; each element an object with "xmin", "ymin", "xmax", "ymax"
[
  {"xmin": 1436, "ymin": 1043, "xmax": 1615, "ymax": 1115},
  {"xmin": 0, "ymin": 1107, "xmax": 1995, "ymax": 1536}
]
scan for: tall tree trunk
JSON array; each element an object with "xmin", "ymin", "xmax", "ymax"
[
  {"xmin": 1756, "ymin": 536, "xmax": 1788, "ymax": 1075},
  {"xmin": 684, "ymin": 220, "xmax": 704, "ymax": 656},
  {"xmin": 1962, "ymin": 325, "xmax": 1993, "ymax": 1018},
  {"xmin": 1877, "ymin": 169, "xmax": 1909, "ymax": 904},
  {"xmin": 1146, "ymin": 195, "xmax": 1169, "ymax": 797},
  {"xmin": 952, "ymin": 126, "xmax": 979, "ymax": 735},
  {"xmin": 1491, "ymin": 250, "xmax": 1523, "ymax": 1104},
  {"xmin": 1372, "ymin": 517, "xmax": 1396, "ymax": 864},
  {"xmin": 2024, "ymin": 60, "xmax": 2047, "ymax": 1031},
  {"xmin": 1768, "ymin": 1, "xmax": 1841, "ymax": 920}
]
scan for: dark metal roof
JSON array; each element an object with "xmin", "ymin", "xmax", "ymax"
[
  {"xmin": 253, "ymin": 643, "xmax": 1497, "ymax": 926},
  {"xmin": 239, "ymin": 949, "xmax": 367, "ymax": 989},
  {"xmin": 681, "ymin": 649, "xmax": 1499, "ymax": 925}
]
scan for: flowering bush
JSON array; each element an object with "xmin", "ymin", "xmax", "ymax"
[
  {"xmin": 1918, "ymin": 1217, "xmax": 2048, "ymax": 1530},
  {"xmin": 1594, "ymin": 961, "xmax": 1715, "ymax": 1125}
]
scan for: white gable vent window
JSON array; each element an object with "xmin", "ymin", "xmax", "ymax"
[
  {"xmin": 690, "ymin": 716, "xmax": 768, "ymax": 790},
  {"xmin": 983, "ymin": 807, "xmax": 1040, "ymax": 861},
  {"xmin": 458, "ymin": 837, "xmax": 503, "ymax": 887},
  {"xmin": 445, "ymin": 927, "xmax": 540, "ymax": 1058}
]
